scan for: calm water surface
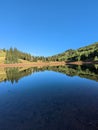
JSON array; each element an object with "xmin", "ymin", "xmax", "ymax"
[{"xmin": 0, "ymin": 65, "xmax": 98, "ymax": 130}]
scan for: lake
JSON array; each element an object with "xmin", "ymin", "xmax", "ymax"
[{"xmin": 0, "ymin": 64, "xmax": 98, "ymax": 130}]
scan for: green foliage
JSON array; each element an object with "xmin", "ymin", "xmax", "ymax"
[
  {"xmin": 51, "ymin": 42, "xmax": 98, "ymax": 62},
  {"xmin": 5, "ymin": 47, "xmax": 33, "ymax": 63},
  {"xmin": 94, "ymin": 56, "xmax": 98, "ymax": 61},
  {"xmin": 3, "ymin": 42, "xmax": 98, "ymax": 63},
  {"xmin": 5, "ymin": 48, "xmax": 19, "ymax": 63}
]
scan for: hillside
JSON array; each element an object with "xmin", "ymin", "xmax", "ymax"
[
  {"xmin": 0, "ymin": 49, "xmax": 30, "ymax": 64},
  {"xmin": 0, "ymin": 42, "xmax": 98, "ymax": 64},
  {"xmin": 0, "ymin": 50, "xmax": 6, "ymax": 63},
  {"xmin": 49, "ymin": 42, "xmax": 98, "ymax": 62}
]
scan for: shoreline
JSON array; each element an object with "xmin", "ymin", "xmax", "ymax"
[
  {"xmin": 0, "ymin": 61, "xmax": 65, "ymax": 68},
  {"xmin": 66, "ymin": 61, "xmax": 98, "ymax": 65},
  {"xmin": 0, "ymin": 61, "xmax": 97, "ymax": 68}
]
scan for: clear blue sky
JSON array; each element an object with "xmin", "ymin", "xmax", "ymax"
[{"xmin": 0, "ymin": 0, "xmax": 98, "ymax": 56}]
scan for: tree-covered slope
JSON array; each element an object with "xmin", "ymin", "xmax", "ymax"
[
  {"xmin": 0, "ymin": 42, "xmax": 98, "ymax": 64},
  {"xmin": 49, "ymin": 42, "xmax": 98, "ymax": 62}
]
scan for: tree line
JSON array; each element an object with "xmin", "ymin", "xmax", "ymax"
[
  {"xmin": 4, "ymin": 42, "xmax": 98, "ymax": 63},
  {"xmin": 5, "ymin": 48, "xmax": 32, "ymax": 63}
]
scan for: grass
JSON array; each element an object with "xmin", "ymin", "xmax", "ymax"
[
  {"xmin": 19, "ymin": 59, "xmax": 32, "ymax": 63},
  {"xmin": 0, "ymin": 57, "xmax": 5, "ymax": 63},
  {"xmin": 0, "ymin": 50, "xmax": 5, "ymax": 57},
  {"xmin": 0, "ymin": 50, "xmax": 6, "ymax": 63},
  {"xmin": 0, "ymin": 51, "xmax": 32, "ymax": 64}
]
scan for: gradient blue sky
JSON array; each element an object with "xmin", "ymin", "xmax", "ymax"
[{"xmin": 0, "ymin": 0, "xmax": 98, "ymax": 56}]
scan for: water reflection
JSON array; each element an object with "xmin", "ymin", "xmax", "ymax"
[
  {"xmin": 0, "ymin": 65, "xmax": 98, "ymax": 130},
  {"xmin": 0, "ymin": 64, "xmax": 98, "ymax": 83}
]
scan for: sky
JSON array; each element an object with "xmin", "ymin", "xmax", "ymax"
[{"xmin": 0, "ymin": 0, "xmax": 98, "ymax": 56}]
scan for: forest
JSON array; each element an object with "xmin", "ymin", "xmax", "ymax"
[{"xmin": 0, "ymin": 42, "xmax": 98, "ymax": 64}]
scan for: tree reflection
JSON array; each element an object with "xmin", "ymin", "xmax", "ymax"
[{"xmin": 0, "ymin": 64, "xmax": 98, "ymax": 83}]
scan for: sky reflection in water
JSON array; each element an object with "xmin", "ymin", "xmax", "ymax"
[{"xmin": 0, "ymin": 65, "xmax": 98, "ymax": 130}]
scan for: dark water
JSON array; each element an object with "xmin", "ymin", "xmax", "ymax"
[{"xmin": 0, "ymin": 65, "xmax": 98, "ymax": 130}]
